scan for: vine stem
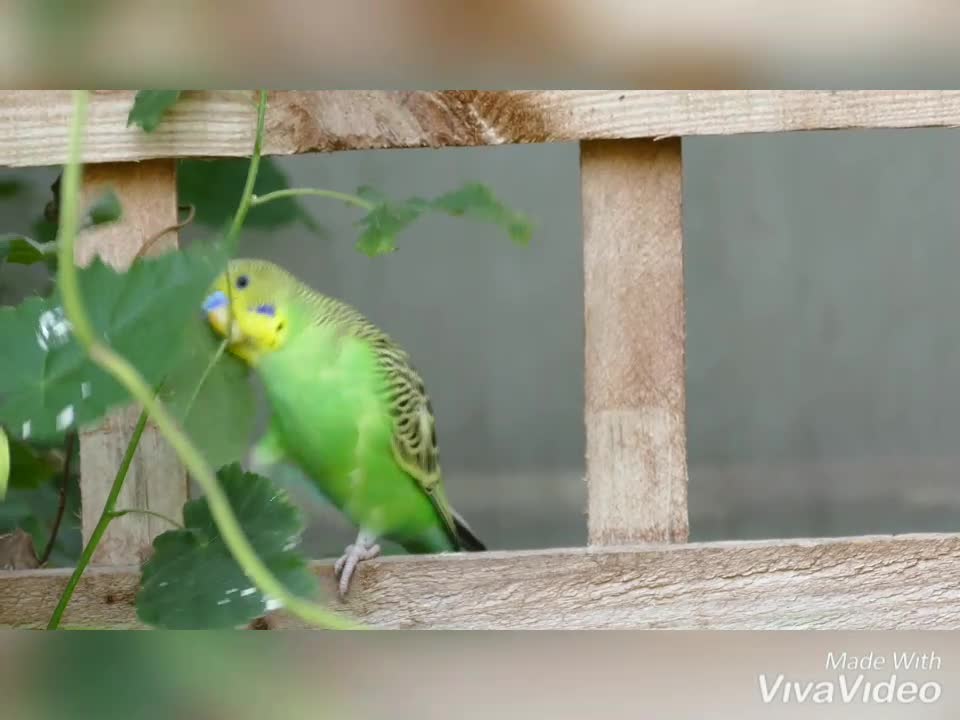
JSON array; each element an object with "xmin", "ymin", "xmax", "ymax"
[
  {"xmin": 224, "ymin": 91, "xmax": 268, "ymax": 252},
  {"xmin": 250, "ymin": 188, "xmax": 375, "ymax": 211},
  {"xmin": 52, "ymin": 90, "xmax": 361, "ymax": 631},
  {"xmin": 47, "ymin": 409, "xmax": 148, "ymax": 629},
  {"xmin": 0, "ymin": 234, "xmax": 57, "ymax": 255},
  {"xmin": 38, "ymin": 431, "xmax": 75, "ymax": 567},
  {"xmin": 220, "ymin": 91, "xmax": 271, "ymax": 345},
  {"xmin": 132, "ymin": 204, "xmax": 196, "ymax": 261},
  {"xmin": 110, "ymin": 508, "xmax": 184, "ymax": 529},
  {"xmin": 182, "ymin": 337, "xmax": 229, "ymax": 417}
]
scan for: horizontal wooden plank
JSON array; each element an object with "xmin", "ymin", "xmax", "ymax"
[
  {"xmin": 2, "ymin": 533, "xmax": 959, "ymax": 629},
  {"xmin": 4, "ymin": 90, "xmax": 960, "ymax": 167}
]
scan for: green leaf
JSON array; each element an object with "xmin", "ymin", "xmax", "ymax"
[
  {"xmin": 6, "ymin": 434, "xmax": 59, "ymax": 489},
  {"xmin": 0, "ymin": 191, "xmax": 121, "ymax": 269},
  {"xmin": 0, "ymin": 241, "xmax": 227, "ymax": 442},
  {"xmin": 0, "ymin": 178, "xmax": 25, "ymax": 200},
  {"xmin": 85, "ymin": 188, "xmax": 122, "ymax": 226},
  {"xmin": 179, "ymin": 158, "xmax": 322, "ymax": 234},
  {"xmin": 355, "ymin": 197, "xmax": 425, "ymax": 256},
  {"xmin": 355, "ymin": 185, "xmax": 387, "ymax": 204},
  {"xmin": 0, "ymin": 426, "xmax": 8, "ymax": 500},
  {"xmin": 22, "ymin": 476, "xmax": 81, "ymax": 567},
  {"xmin": 159, "ymin": 319, "xmax": 256, "ymax": 470},
  {"xmin": 136, "ymin": 464, "xmax": 318, "ymax": 629},
  {"xmin": 353, "ymin": 182, "xmax": 533, "ymax": 257},
  {"xmin": 0, "ymin": 235, "xmax": 50, "ymax": 265},
  {"xmin": 31, "ymin": 216, "xmax": 58, "ymax": 245},
  {"xmin": 30, "ymin": 217, "xmax": 60, "ymax": 272},
  {"xmin": 429, "ymin": 182, "xmax": 534, "ymax": 245},
  {"xmin": 0, "ymin": 471, "xmax": 81, "ymax": 567},
  {"xmin": 127, "ymin": 91, "xmax": 182, "ymax": 132}
]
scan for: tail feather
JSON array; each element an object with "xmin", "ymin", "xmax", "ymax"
[{"xmin": 451, "ymin": 508, "xmax": 486, "ymax": 552}]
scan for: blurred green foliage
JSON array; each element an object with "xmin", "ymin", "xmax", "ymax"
[
  {"xmin": 158, "ymin": 318, "xmax": 255, "ymax": 470},
  {"xmin": 0, "ymin": 434, "xmax": 80, "ymax": 567},
  {"xmin": 0, "ymin": 242, "xmax": 227, "ymax": 441},
  {"xmin": 19, "ymin": 633, "xmax": 325, "ymax": 720},
  {"xmin": 126, "ymin": 90, "xmax": 181, "ymax": 132}
]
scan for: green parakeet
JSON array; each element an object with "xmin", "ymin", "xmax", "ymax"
[{"xmin": 201, "ymin": 258, "xmax": 485, "ymax": 597}]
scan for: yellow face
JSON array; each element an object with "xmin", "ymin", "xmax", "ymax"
[{"xmin": 202, "ymin": 260, "xmax": 290, "ymax": 365}]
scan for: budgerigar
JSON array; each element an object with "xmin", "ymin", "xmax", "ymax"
[{"xmin": 201, "ymin": 258, "xmax": 485, "ymax": 598}]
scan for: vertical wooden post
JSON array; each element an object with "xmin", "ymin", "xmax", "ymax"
[
  {"xmin": 581, "ymin": 139, "xmax": 689, "ymax": 546},
  {"xmin": 76, "ymin": 159, "xmax": 189, "ymax": 566}
]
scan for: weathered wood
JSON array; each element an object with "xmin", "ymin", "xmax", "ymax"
[
  {"xmin": 4, "ymin": 90, "xmax": 960, "ymax": 167},
  {"xmin": 77, "ymin": 160, "xmax": 189, "ymax": 566},
  {"xmin": 581, "ymin": 139, "xmax": 688, "ymax": 546},
  {"xmin": 1, "ymin": 534, "xmax": 958, "ymax": 629},
  {"xmin": 0, "ymin": 529, "xmax": 39, "ymax": 570}
]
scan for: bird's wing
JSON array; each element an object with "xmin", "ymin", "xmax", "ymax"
[{"xmin": 374, "ymin": 340, "xmax": 463, "ymax": 548}]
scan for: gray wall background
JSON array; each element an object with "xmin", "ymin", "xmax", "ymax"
[{"xmin": 4, "ymin": 128, "xmax": 960, "ymax": 557}]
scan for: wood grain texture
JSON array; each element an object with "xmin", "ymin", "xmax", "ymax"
[
  {"xmin": 4, "ymin": 90, "xmax": 960, "ymax": 167},
  {"xmin": 1, "ymin": 534, "xmax": 959, "ymax": 629},
  {"xmin": 77, "ymin": 160, "xmax": 189, "ymax": 566},
  {"xmin": 581, "ymin": 139, "xmax": 688, "ymax": 546},
  {"xmin": 0, "ymin": 529, "xmax": 39, "ymax": 570}
]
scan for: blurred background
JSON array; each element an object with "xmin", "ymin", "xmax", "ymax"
[
  {"xmin": 5, "ymin": 631, "xmax": 958, "ymax": 720},
  {"xmin": 4, "ymin": 0, "xmax": 960, "ymax": 88},
  {"xmin": 5, "ymin": 125, "xmax": 960, "ymax": 558}
]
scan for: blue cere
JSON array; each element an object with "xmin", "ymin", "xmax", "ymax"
[{"xmin": 202, "ymin": 290, "xmax": 228, "ymax": 312}]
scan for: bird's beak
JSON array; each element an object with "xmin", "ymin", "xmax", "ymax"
[{"xmin": 202, "ymin": 290, "xmax": 242, "ymax": 342}]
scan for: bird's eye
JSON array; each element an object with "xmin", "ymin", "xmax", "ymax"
[{"xmin": 236, "ymin": 275, "xmax": 249, "ymax": 289}]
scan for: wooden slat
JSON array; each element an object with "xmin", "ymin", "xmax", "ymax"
[
  {"xmin": 4, "ymin": 90, "xmax": 960, "ymax": 167},
  {"xmin": 1, "ymin": 534, "xmax": 958, "ymax": 629},
  {"xmin": 581, "ymin": 139, "xmax": 688, "ymax": 546},
  {"xmin": 77, "ymin": 160, "xmax": 189, "ymax": 565}
]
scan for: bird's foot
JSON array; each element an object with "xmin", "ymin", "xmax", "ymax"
[{"xmin": 333, "ymin": 533, "xmax": 381, "ymax": 599}]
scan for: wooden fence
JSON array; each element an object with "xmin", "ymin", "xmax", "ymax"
[{"xmin": 1, "ymin": 90, "xmax": 960, "ymax": 629}]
